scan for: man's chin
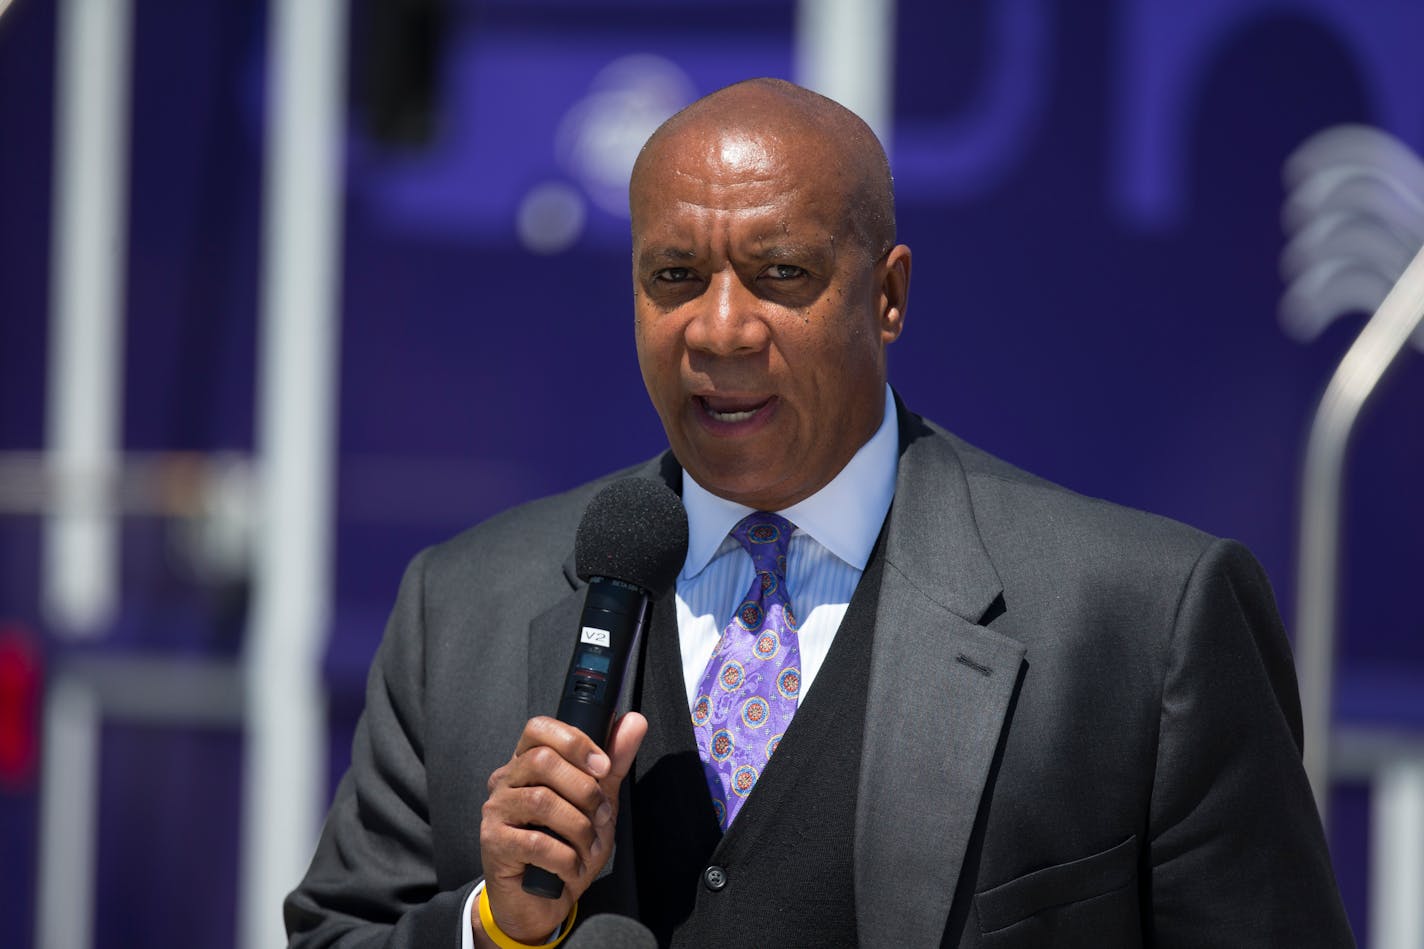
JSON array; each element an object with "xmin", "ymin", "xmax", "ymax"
[{"xmin": 681, "ymin": 460, "xmax": 802, "ymax": 511}]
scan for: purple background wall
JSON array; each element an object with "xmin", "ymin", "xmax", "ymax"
[{"xmin": 2, "ymin": 1, "xmax": 1421, "ymax": 946}]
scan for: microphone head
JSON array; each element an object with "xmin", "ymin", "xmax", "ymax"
[
  {"xmin": 564, "ymin": 914, "xmax": 659, "ymax": 949},
  {"xmin": 574, "ymin": 478, "xmax": 688, "ymax": 597}
]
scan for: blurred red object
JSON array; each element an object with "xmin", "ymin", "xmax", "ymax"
[{"xmin": 0, "ymin": 623, "xmax": 40, "ymax": 789}]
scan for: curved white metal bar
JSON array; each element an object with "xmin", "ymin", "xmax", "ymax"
[{"xmin": 1297, "ymin": 243, "xmax": 1424, "ymax": 815}]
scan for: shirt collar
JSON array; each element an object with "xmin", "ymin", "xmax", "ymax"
[{"xmin": 680, "ymin": 383, "xmax": 899, "ymax": 579}]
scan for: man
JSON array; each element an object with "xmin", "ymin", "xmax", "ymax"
[{"xmin": 287, "ymin": 79, "xmax": 1353, "ymax": 947}]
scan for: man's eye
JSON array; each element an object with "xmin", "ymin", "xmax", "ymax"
[
  {"xmin": 766, "ymin": 264, "xmax": 807, "ymax": 280},
  {"xmin": 654, "ymin": 268, "xmax": 693, "ymax": 282}
]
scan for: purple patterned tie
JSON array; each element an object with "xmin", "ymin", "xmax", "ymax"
[{"xmin": 692, "ymin": 511, "xmax": 801, "ymax": 829}]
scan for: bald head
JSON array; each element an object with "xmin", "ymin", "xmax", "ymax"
[{"xmin": 630, "ymin": 78, "xmax": 896, "ymax": 260}]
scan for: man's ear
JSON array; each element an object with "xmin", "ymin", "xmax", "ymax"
[{"xmin": 878, "ymin": 244, "xmax": 911, "ymax": 343}]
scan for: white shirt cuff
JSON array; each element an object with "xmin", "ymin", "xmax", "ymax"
[{"xmin": 461, "ymin": 883, "xmax": 481, "ymax": 949}]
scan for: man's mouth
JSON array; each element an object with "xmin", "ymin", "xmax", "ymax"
[{"xmin": 695, "ymin": 395, "xmax": 776, "ymax": 426}]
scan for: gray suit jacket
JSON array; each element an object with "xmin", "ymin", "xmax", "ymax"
[{"xmin": 286, "ymin": 406, "xmax": 1353, "ymax": 947}]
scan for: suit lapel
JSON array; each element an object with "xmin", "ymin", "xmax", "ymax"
[{"xmin": 854, "ymin": 407, "xmax": 1026, "ymax": 948}]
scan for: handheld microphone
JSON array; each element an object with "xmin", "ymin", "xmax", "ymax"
[{"xmin": 522, "ymin": 478, "xmax": 688, "ymax": 899}]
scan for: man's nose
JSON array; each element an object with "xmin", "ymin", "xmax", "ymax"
[{"xmin": 683, "ymin": 270, "xmax": 769, "ymax": 356}]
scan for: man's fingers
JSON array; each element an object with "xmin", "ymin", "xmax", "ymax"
[
  {"xmin": 501, "ymin": 743, "xmax": 608, "ymax": 814},
  {"xmin": 513, "ymin": 716, "xmax": 610, "ymax": 777},
  {"xmin": 478, "ymin": 821, "xmax": 580, "ymax": 944},
  {"xmin": 478, "ymin": 712, "xmax": 638, "ymax": 932},
  {"xmin": 484, "ymin": 785, "xmax": 600, "ymax": 859},
  {"xmin": 482, "ymin": 784, "xmax": 594, "ymax": 869},
  {"xmin": 502, "ymin": 825, "xmax": 585, "ymax": 881}
]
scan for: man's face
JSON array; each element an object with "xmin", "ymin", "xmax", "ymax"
[{"xmin": 631, "ymin": 125, "xmax": 909, "ymax": 511}]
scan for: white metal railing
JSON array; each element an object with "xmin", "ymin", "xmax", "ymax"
[
  {"xmin": 238, "ymin": 0, "xmax": 346, "ymax": 946},
  {"xmin": 43, "ymin": 0, "xmax": 133, "ymax": 639},
  {"xmin": 1295, "ymin": 244, "xmax": 1424, "ymax": 809},
  {"xmin": 34, "ymin": 2, "xmax": 345, "ymax": 948},
  {"xmin": 1283, "ymin": 125, "xmax": 1424, "ymax": 949},
  {"xmin": 795, "ymin": 0, "xmax": 895, "ymax": 147}
]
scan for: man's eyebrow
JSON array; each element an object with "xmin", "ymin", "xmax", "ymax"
[
  {"xmin": 638, "ymin": 247, "xmax": 699, "ymax": 267},
  {"xmin": 747, "ymin": 243, "xmax": 830, "ymax": 263}
]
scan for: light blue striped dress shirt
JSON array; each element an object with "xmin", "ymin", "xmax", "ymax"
[{"xmin": 675, "ymin": 385, "xmax": 900, "ymax": 707}]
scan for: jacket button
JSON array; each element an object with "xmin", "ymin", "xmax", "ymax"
[{"xmin": 703, "ymin": 865, "xmax": 727, "ymax": 891}]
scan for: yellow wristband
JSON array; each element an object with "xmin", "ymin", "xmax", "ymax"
[{"xmin": 477, "ymin": 883, "xmax": 577, "ymax": 949}]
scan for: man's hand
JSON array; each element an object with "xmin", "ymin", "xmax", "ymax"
[{"xmin": 475, "ymin": 712, "xmax": 647, "ymax": 945}]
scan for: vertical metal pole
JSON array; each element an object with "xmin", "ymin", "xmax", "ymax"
[
  {"xmin": 37, "ymin": 2, "xmax": 133, "ymax": 944},
  {"xmin": 794, "ymin": 0, "xmax": 897, "ymax": 147},
  {"xmin": 238, "ymin": 1, "xmax": 347, "ymax": 947},
  {"xmin": 1369, "ymin": 761, "xmax": 1424, "ymax": 949},
  {"xmin": 44, "ymin": 0, "xmax": 134, "ymax": 636},
  {"xmin": 35, "ymin": 678, "xmax": 101, "ymax": 949}
]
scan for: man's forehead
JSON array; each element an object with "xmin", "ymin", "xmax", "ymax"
[
  {"xmin": 710, "ymin": 130, "xmax": 781, "ymax": 178},
  {"xmin": 632, "ymin": 188, "xmax": 848, "ymax": 253},
  {"xmin": 641, "ymin": 118, "xmax": 829, "ymax": 182},
  {"xmin": 632, "ymin": 129, "xmax": 850, "ymax": 225}
]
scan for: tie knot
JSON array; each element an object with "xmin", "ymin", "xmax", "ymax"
[{"xmin": 730, "ymin": 511, "xmax": 794, "ymax": 577}]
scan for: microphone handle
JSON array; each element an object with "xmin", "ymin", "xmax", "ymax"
[{"xmin": 522, "ymin": 578, "xmax": 651, "ymax": 900}]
